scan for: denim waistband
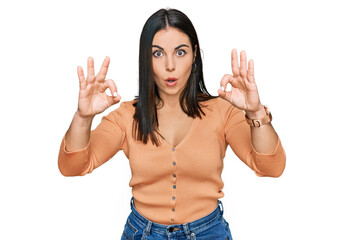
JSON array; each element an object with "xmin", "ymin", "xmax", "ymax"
[{"xmin": 129, "ymin": 196, "xmax": 224, "ymax": 235}]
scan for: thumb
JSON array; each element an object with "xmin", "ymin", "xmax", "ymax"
[
  {"xmin": 217, "ymin": 87, "xmax": 232, "ymax": 102},
  {"xmin": 107, "ymin": 93, "xmax": 122, "ymax": 106}
]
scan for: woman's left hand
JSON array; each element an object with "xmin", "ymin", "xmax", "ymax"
[{"xmin": 218, "ymin": 49, "xmax": 264, "ymax": 116}]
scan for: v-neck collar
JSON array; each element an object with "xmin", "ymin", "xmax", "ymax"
[{"xmin": 159, "ymin": 116, "xmax": 198, "ymax": 149}]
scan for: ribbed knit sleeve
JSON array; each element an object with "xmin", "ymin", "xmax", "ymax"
[
  {"xmin": 58, "ymin": 103, "xmax": 126, "ymax": 177},
  {"xmin": 218, "ymin": 98, "xmax": 286, "ymax": 177}
]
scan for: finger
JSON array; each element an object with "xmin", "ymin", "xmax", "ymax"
[
  {"xmin": 231, "ymin": 49, "xmax": 240, "ymax": 77},
  {"xmin": 217, "ymin": 87, "xmax": 232, "ymax": 102},
  {"xmin": 106, "ymin": 94, "xmax": 122, "ymax": 106},
  {"xmin": 103, "ymin": 79, "xmax": 119, "ymax": 97},
  {"xmin": 96, "ymin": 56, "xmax": 110, "ymax": 81},
  {"xmin": 77, "ymin": 66, "xmax": 86, "ymax": 90},
  {"xmin": 247, "ymin": 59, "xmax": 255, "ymax": 83},
  {"xmin": 239, "ymin": 50, "xmax": 247, "ymax": 78},
  {"xmin": 219, "ymin": 74, "xmax": 236, "ymax": 91},
  {"xmin": 220, "ymin": 73, "xmax": 244, "ymax": 91},
  {"xmin": 87, "ymin": 56, "xmax": 95, "ymax": 82}
]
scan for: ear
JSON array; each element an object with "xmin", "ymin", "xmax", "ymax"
[{"xmin": 193, "ymin": 44, "xmax": 197, "ymax": 63}]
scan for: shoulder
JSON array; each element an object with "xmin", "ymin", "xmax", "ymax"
[
  {"xmin": 106, "ymin": 99, "xmax": 137, "ymax": 121},
  {"xmin": 113, "ymin": 99, "xmax": 137, "ymax": 113},
  {"xmin": 198, "ymin": 96, "xmax": 220, "ymax": 109},
  {"xmin": 212, "ymin": 97, "xmax": 237, "ymax": 113},
  {"xmin": 197, "ymin": 96, "xmax": 237, "ymax": 114},
  {"xmin": 200, "ymin": 96, "xmax": 233, "ymax": 107},
  {"xmin": 120, "ymin": 99, "xmax": 137, "ymax": 111},
  {"xmin": 214, "ymin": 97, "xmax": 246, "ymax": 124},
  {"xmin": 215, "ymin": 97, "xmax": 230, "ymax": 108}
]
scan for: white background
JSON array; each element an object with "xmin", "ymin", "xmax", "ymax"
[{"xmin": 0, "ymin": 0, "xmax": 361, "ymax": 239}]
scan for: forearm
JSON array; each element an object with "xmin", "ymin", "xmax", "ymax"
[
  {"xmin": 245, "ymin": 107, "xmax": 278, "ymax": 154},
  {"xmin": 64, "ymin": 111, "xmax": 95, "ymax": 152}
]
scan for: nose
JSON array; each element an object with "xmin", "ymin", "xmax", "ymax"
[{"xmin": 165, "ymin": 56, "xmax": 175, "ymax": 72}]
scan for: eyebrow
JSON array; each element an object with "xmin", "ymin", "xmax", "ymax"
[{"xmin": 152, "ymin": 44, "xmax": 190, "ymax": 51}]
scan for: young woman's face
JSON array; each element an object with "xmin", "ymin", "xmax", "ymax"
[{"xmin": 152, "ymin": 27, "xmax": 196, "ymax": 100}]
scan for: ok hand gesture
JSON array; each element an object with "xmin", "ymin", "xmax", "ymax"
[
  {"xmin": 76, "ymin": 56, "xmax": 122, "ymax": 118},
  {"xmin": 218, "ymin": 49, "xmax": 263, "ymax": 114}
]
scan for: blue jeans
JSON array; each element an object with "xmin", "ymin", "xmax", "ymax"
[{"xmin": 121, "ymin": 197, "xmax": 233, "ymax": 240}]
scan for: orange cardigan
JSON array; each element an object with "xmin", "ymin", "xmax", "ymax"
[{"xmin": 58, "ymin": 97, "xmax": 286, "ymax": 225}]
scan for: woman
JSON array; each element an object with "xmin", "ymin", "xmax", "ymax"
[{"xmin": 58, "ymin": 8, "xmax": 286, "ymax": 240}]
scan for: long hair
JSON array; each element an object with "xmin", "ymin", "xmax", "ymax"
[{"xmin": 132, "ymin": 8, "xmax": 218, "ymax": 146}]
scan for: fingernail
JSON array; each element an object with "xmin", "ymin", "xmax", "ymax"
[
  {"xmin": 113, "ymin": 92, "xmax": 118, "ymax": 97},
  {"xmin": 220, "ymin": 86, "xmax": 224, "ymax": 91}
]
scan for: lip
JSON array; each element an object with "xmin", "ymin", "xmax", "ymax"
[{"xmin": 165, "ymin": 77, "xmax": 178, "ymax": 86}]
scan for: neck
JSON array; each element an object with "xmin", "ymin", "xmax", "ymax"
[{"xmin": 157, "ymin": 93, "xmax": 182, "ymax": 111}]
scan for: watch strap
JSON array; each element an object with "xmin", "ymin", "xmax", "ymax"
[{"xmin": 245, "ymin": 105, "xmax": 272, "ymax": 127}]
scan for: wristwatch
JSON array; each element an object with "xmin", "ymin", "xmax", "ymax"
[{"xmin": 245, "ymin": 105, "xmax": 272, "ymax": 127}]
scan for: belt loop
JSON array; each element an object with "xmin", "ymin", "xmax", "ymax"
[
  {"xmin": 182, "ymin": 223, "xmax": 190, "ymax": 237},
  {"xmin": 218, "ymin": 200, "xmax": 224, "ymax": 215},
  {"xmin": 144, "ymin": 220, "xmax": 152, "ymax": 236}
]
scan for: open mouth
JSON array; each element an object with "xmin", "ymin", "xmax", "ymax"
[{"xmin": 165, "ymin": 78, "xmax": 177, "ymax": 86}]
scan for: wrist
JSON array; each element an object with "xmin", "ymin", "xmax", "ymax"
[
  {"xmin": 245, "ymin": 105, "xmax": 265, "ymax": 119},
  {"xmin": 245, "ymin": 105, "xmax": 272, "ymax": 128},
  {"xmin": 74, "ymin": 111, "xmax": 95, "ymax": 126}
]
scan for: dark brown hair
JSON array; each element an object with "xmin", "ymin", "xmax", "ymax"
[{"xmin": 132, "ymin": 8, "xmax": 218, "ymax": 146}]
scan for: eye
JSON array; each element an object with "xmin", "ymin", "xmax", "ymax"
[
  {"xmin": 176, "ymin": 49, "xmax": 186, "ymax": 56},
  {"xmin": 153, "ymin": 50, "xmax": 163, "ymax": 58}
]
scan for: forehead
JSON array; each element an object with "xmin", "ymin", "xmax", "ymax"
[{"xmin": 152, "ymin": 27, "xmax": 191, "ymax": 47}]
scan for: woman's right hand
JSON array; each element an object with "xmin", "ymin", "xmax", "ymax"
[{"xmin": 76, "ymin": 56, "xmax": 122, "ymax": 118}]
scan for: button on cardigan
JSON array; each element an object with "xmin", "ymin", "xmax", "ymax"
[{"xmin": 58, "ymin": 97, "xmax": 286, "ymax": 225}]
